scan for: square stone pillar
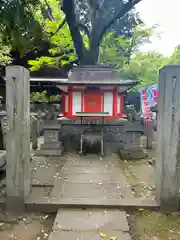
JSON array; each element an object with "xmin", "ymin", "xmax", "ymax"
[
  {"xmin": 36, "ymin": 120, "xmax": 63, "ymax": 156},
  {"xmin": 119, "ymin": 122, "xmax": 147, "ymax": 160}
]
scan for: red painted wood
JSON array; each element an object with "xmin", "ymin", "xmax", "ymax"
[
  {"xmin": 113, "ymin": 88, "xmax": 118, "ymax": 117},
  {"xmin": 120, "ymin": 95, "xmax": 124, "ymax": 114},
  {"xmin": 71, "ymin": 88, "xmax": 113, "ymax": 93},
  {"xmin": 60, "ymin": 87, "xmax": 125, "ymax": 119},
  {"xmin": 68, "ymin": 87, "xmax": 73, "ymax": 116},
  {"xmin": 61, "ymin": 95, "xmax": 64, "ymax": 113},
  {"xmin": 101, "ymin": 93, "xmax": 104, "ymax": 112},
  {"xmin": 84, "ymin": 92, "xmax": 102, "ymax": 113}
]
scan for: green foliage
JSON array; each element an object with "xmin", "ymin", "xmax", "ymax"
[
  {"xmin": 99, "ymin": 32, "xmax": 128, "ymax": 68},
  {"xmin": 28, "ymin": 0, "xmax": 77, "ymax": 70},
  {"xmin": 128, "ymin": 24, "xmax": 158, "ymax": 54},
  {"xmin": 30, "ymin": 90, "xmax": 60, "ymax": 102},
  {"xmin": 0, "ymin": 0, "xmax": 45, "ymax": 55},
  {"xmin": 169, "ymin": 45, "xmax": 180, "ymax": 64},
  {"xmin": 99, "ymin": 24, "xmax": 157, "ymax": 68},
  {"xmin": 30, "ymin": 91, "xmax": 48, "ymax": 102},
  {"xmin": 98, "ymin": 23, "xmax": 172, "ymax": 89},
  {"xmin": 29, "ymin": 0, "xmax": 144, "ymax": 69},
  {"xmin": 121, "ymin": 39, "xmax": 180, "ymax": 89},
  {"xmin": 0, "ymin": 39, "xmax": 12, "ymax": 67},
  {"xmin": 121, "ymin": 51, "xmax": 169, "ymax": 88},
  {"xmin": 2, "ymin": 0, "xmax": 180, "ymax": 91}
]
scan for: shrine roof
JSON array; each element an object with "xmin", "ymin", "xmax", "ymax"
[
  {"xmin": 67, "ymin": 66, "xmax": 137, "ymax": 85},
  {"xmin": 29, "ymin": 77, "xmax": 138, "ymax": 87},
  {"xmin": 3, "ymin": 65, "xmax": 138, "ymax": 88}
]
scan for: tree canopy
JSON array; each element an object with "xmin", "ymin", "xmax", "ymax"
[
  {"xmin": 62, "ymin": 0, "xmax": 142, "ymax": 64},
  {"xmin": 121, "ymin": 51, "xmax": 169, "ymax": 88},
  {"xmin": 1, "ymin": 0, "xmax": 180, "ymax": 89},
  {"xmin": 0, "ymin": 0, "xmax": 44, "ymax": 55},
  {"xmin": 0, "ymin": 0, "xmax": 143, "ymax": 67}
]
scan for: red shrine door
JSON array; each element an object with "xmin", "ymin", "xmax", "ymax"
[{"xmin": 84, "ymin": 93, "xmax": 103, "ymax": 112}]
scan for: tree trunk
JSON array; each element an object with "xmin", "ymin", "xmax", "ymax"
[
  {"xmin": 81, "ymin": 49, "xmax": 99, "ymax": 65},
  {"xmin": 80, "ymin": 39, "xmax": 100, "ymax": 65},
  {"xmin": 62, "ymin": 0, "xmax": 87, "ymax": 64}
]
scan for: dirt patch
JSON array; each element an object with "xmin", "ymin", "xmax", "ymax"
[
  {"xmin": 119, "ymin": 159, "xmax": 155, "ymax": 199},
  {"xmin": 129, "ymin": 210, "xmax": 180, "ymax": 240},
  {"xmin": 0, "ymin": 210, "xmax": 55, "ymax": 240},
  {"xmin": 118, "ymin": 135, "xmax": 156, "ymax": 199}
]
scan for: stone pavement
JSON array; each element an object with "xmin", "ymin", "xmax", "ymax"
[
  {"xmin": 48, "ymin": 154, "xmax": 134, "ymax": 203},
  {"xmin": 46, "ymin": 154, "xmax": 133, "ymax": 239},
  {"xmin": 48, "ymin": 209, "xmax": 131, "ymax": 240}
]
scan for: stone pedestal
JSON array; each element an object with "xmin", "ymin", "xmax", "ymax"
[
  {"xmin": 36, "ymin": 120, "xmax": 63, "ymax": 156},
  {"xmin": 145, "ymin": 127, "xmax": 153, "ymax": 149},
  {"xmin": 119, "ymin": 123, "xmax": 147, "ymax": 160}
]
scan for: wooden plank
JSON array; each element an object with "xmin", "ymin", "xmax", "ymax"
[
  {"xmin": 156, "ymin": 65, "xmax": 180, "ymax": 211},
  {"xmin": 6, "ymin": 65, "xmax": 31, "ymax": 211}
]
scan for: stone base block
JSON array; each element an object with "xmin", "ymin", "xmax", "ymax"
[
  {"xmin": 35, "ymin": 148, "xmax": 63, "ymax": 156},
  {"xmin": 119, "ymin": 148, "xmax": 148, "ymax": 160},
  {"xmin": 41, "ymin": 142, "xmax": 62, "ymax": 150}
]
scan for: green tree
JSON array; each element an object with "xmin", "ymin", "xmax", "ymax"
[
  {"xmin": 0, "ymin": 39, "xmax": 11, "ymax": 67},
  {"xmin": 62, "ymin": 0, "xmax": 142, "ymax": 64},
  {"xmin": 0, "ymin": 0, "xmax": 44, "ymax": 55},
  {"xmin": 98, "ymin": 23, "xmax": 156, "ymax": 68},
  {"xmin": 28, "ymin": 0, "xmax": 77, "ymax": 71},
  {"xmin": 30, "ymin": 91, "xmax": 60, "ymax": 102},
  {"xmin": 0, "ymin": 0, "xmax": 143, "ymax": 69},
  {"xmin": 122, "ymin": 51, "xmax": 169, "ymax": 87},
  {"xmin": 169, "ymin": 45, "xmax": 180, "ymax": 64},
  {"xmin": 28, "ymin": 0, "xmax": 143, "ymax": 70}
]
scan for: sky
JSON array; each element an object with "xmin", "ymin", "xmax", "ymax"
[{"xmin": 136, "ymin": 0, "xmax": 180, "ymax": 56}]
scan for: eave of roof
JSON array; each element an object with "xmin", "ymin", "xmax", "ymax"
[
  {"xmin": 29, "ymin": 78, "xmax": 138, "ymax": 86},
  {"xmin": 2, "ymin": 76, "xmax": 138, "ymax": 88}
]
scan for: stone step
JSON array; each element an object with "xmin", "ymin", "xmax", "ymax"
[{"xmin": 48, "ymin": 209, "xmax": 131, "ymax": 240}]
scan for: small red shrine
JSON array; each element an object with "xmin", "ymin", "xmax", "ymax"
[{"xmin": 59, "ymin": 66, "xmax": 137, "ymax": 120}]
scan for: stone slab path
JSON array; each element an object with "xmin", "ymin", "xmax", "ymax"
[
  {"xmin": 44, "ymin": 154, "xmax": 133, "ymax": 239},
  {"xmin": 49, "ymin": 154, "xmax": 134, "ymax": 204},
  {"xmin": 26, "ymin": 153, "xmax": 134, "ymax": 206},
  {"xmin": 48, "ymin": 209, "xmax": 131, "ymax": 240}
]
